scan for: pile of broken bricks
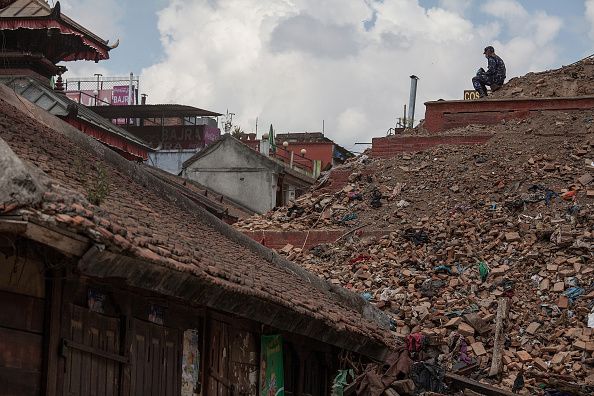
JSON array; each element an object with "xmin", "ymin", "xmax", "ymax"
[{"xmin": 236, "ymin": 112, "xmax": 594, "ymax": 393}]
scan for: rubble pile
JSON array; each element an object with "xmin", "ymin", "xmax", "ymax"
[
  {"xmin": 236, "ymin": 111, "xmax": 594, "ymax": 394},
  {"xmin": 492, "ymin": 57, "xmax": 594, "ymax": 99}
]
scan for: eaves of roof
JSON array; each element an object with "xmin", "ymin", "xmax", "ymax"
[{"xmin": 0, "ymin": 76, "xmax": 152, "ymax": 151}]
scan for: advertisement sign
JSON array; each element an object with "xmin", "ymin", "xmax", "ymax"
[
  {"xmin": 87, "ymin": 289, "xmax": 106, "ymax": 313},
  {"xmin": 463, "ymin": 90, "xmax": 481, "ymax": 100},
  {"xmin": 111, "ymin": 85, "xmax": 132, "ymax": 106},
  {"xmin": 204, "ymin": 125, "xmax": 222, "ymax": 146},
  {"xmin": 66, "ymin": 89, "xmax": 112, "ymax": 106},
  {"xmin": 181, "ymin": 329, "xmax": 201, "ymax": 396},
  {"xmin": 260, "ymin": 335, "xmax": 284, "ymax": 396},
  {"xmin": 65, "ymin": 86, "xmax": 134, "ymax": 107}
]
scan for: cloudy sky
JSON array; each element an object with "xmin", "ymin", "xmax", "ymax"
[{"xmin": 59, "ymin": 0, "xmax": 594, "ymax": 151}]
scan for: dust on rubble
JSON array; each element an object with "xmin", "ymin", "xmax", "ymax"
[{"xmin": 235, "ymin": 111, "xmax": 594, "ymax": 392}]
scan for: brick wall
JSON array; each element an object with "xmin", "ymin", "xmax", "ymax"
[
  {"xmin": 424, "ymin": 96, "xmax": 594, "ymax": 133},
  {"xmin": 371, "ymin": 135, "xmax": 492, "ymax": 158},
  {"xmin": 241, "ymin": 229, "xmax": 391, "ymax": 250}
]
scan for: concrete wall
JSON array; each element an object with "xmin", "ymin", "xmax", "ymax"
[
  {"xmin": 147, "ymin": 149, "xmax": 198, "ymax": 175},
  {"xmin": 183, "ymin": 138, "xmax": 278, "ymax": 214}
]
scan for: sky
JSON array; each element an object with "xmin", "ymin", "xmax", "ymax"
[{"xmin": 59, "ymin": 0, "xmax": 594, "ymax": 151}]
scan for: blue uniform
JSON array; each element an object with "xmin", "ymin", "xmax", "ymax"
[{"xmin": 472, "ymin": 54, "xmax": 506, "ymax": 97}]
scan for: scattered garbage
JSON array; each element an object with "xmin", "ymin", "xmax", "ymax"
[
  {"xmin": 478, "ymin": 261, "xmax": 490, "ymax": 283},
  {"xmin": 331, "ymin": 369, "xmax": 354, "ymax": 396},
  {"xmin": 235, "ymin": 102, "xmax": 594, "ymax": 392}
]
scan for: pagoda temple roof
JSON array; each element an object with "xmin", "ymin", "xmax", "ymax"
[{"xmin": 0, "ymin": 0, "xmax": 113, "ymax": 62}]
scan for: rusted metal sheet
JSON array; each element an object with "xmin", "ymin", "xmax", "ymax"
[
  {"xmin": 65, "ymin": 119, "xmax": 149, "ymax": 161},
  {"xmin": 130, "ymin": 319, "xmax": 181, "ymax": 396},
  {"xmin": 62, "ymin": 304, "xmax": 122, "ymax": 396}
]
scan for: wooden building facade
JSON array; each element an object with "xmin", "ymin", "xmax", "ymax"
[{"xmin": 0, "ymin": 243, "xmax": 346, "ymax": 395}]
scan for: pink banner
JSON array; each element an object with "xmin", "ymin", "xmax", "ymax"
[
  {"xmin": 66, "ymin": 90, "xmax": 111, "ymax": 106},
  {"xmin": 111, "ymin": 85, "xmax": 132, "ymax": 106},
  {"xmin": 204, "ymin": 126, "xmax": 221, "ymax": 146}
]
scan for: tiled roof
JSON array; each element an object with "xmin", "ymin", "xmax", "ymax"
[
  {"xmin": 143, "ymin": 164, "xmax": 254, "ymax": 222},
  {"xmin": 0, "ymin": 0, "xmax": 110, "ymax": 47},
  {"xmin": 0, "ymin": 86, "xmax": 393, "ymax": 358}
]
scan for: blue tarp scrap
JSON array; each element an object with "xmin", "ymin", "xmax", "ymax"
[{"xmin": 562, "ymin": 287, "xmax": 585, "ymax": 303}]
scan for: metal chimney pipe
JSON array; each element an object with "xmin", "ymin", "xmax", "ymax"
[
  {"xmin": 128, "ymin": 72, "xmax": 134, "ymax": 105},
  {"xmin": 407, "ymin": 75, "xmax": 419, "ymax": 128}
]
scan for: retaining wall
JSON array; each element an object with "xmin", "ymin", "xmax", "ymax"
[
  {"xmin": 241, "ymin": 229, "xmax": 392, "ymax": 250},
  {"xmin": 424, "ymin": 96, "xmax": 594, "ymax": 133}
]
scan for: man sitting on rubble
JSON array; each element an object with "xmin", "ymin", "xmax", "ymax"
[{"xmin": 472, "ymin": 46, "xmax": 506, "ymax": 98}]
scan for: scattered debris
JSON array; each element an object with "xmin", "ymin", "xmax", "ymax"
[{"xmin": 236, "ymin": 107, "xmax": 594, "ymax": 393}]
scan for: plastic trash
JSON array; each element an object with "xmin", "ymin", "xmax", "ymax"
[
  {"xmin": 434, "ymin": 265, "xmax": 452, "ymax": 274},
  {"xmin": 562, "ymin": 287, "xmax": 584, "ymax": 303},
  {"xmin": 340, "ymin": 213, "xmax": 358, "ymax": 223},
  {"xmin": 478, "ymin": 261, "xmax": 490, "ymax": 283},
  {"xmin": 331, "ymin": 369, "xmax": 354, "ymax": 396}
]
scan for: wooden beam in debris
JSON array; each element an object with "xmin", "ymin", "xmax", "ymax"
[
  {"xmin": 445, "ymin": 373, "xmax": 516, "ymax": 396},
  {"xmin": 25, "ymin": 222, "xmax": 89, "ymax": 257},
  {"xmin": 0, "ymin": 218, "xmax": 28, "ymax": 234},
  {"xmin": 0, "ymin": 218, "xmax": 89, "ymax": 257},
  {"xmin": 489, "ymin": 297, "xmax": 510, "ymax": 377}
]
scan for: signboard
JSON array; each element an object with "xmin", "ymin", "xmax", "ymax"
[
  {"xmin": 87, "ymin": 289, "xmax": 106, "ymax": 313},
  {"xmin": 181, "ymin": 329, "xmax": 201, "ymax": 396},
  {"xmin": 111, "ymin": 85, "xmax": 132, "ymax": 106},
  {"xmin": 66, "ymin": 89, "xmax": 112, "ymax": 106},
  {"xmin": 204, "ymin": 126, "xmax": 222, "ymax": 146},
  {"xmin": 260, "ymin": 335, "xmax": 284, "ymax": 396},
  {"xmin": 125, "ymin": 125, "xmax": 220, "ymax": 149},
  {"xmin": 464, "ymin": 90, "xmax": 481, "ymax": 100},
  {"xmin": 65, "ymin": 86, "xmax": 134, "ymax": 107}
]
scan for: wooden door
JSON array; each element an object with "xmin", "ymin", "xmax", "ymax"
[
  {"xmin": 62, "ymin": 304, "xmax": 123, "ymax": 396},
  {"xmin": 0, "ymin": 289, "xmax": 45, "ymax": 396},
  {"xmin": 207, "ymin": 320, "xmax": 230, "ymax": 395},
  {"xmin": 229, "ymin": 328, "xmax": 258, "ymax": 395},
  {"xmin": 130, "ymin": 319, "xmax": 181, "ymax": 396}
]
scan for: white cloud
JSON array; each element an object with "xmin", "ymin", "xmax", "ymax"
[
  {"xmin": 586, "ymin": 0, "xmax": 594, "ymax": 39},
  {"xmin": 480, "ymin": 1, "xmax": 562, "ymax": 73},
  {"xmin": 482, "ymin": 0, "xmax": 528, "ymax": 19},
  {"xmin": 57, "ymin": 0, "xmax": 125, "ymax": 77},
  {"xmin": 139, "ymin": 0, "xmax": 563, "ymax": 147},
  {"xmin": 437, "ymin": 0, "xmax": 474, "ymax": 15},
  {"xmin": 59, "ymin": 0, "xmax": 124, "ymax": 42}
]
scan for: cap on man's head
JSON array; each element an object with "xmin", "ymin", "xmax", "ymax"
[{"xmin": 484, "ymin": 46, "xmax": 495, "ymax": 54}]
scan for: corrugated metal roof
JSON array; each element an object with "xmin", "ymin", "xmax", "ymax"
[
  {"xmin": 88, "ymin": 104, "xmax": 223, "ymax": 119},
  {"xmin": 0, "ymin": 76, "xmax": 152, "ymax": 150}
]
